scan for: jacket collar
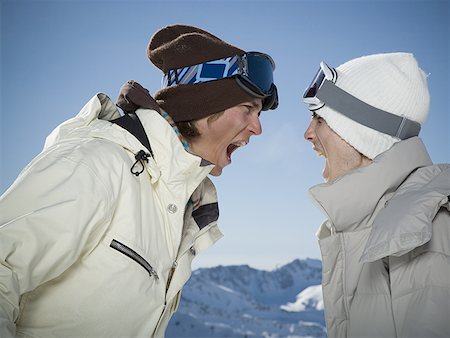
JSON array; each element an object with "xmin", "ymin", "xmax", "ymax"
[
  {"xmin": 309, "ymin": 137, "xmax": 432, "ymax": 233},
  {"xmin": 135, "ymin": 107, "xmax": 214, "ymax": 188},
  {"xmin": 45, "ymin": 93, "xmax": 215, "ymax": 193}
]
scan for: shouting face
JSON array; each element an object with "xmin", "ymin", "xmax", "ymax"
[
  {"xmin": 190, "ymin": 99, "xmax": 263, "ymax": 176},
  {"xmin": 304, "ymin": 113, "xmax": 371, "ymax": 182}
]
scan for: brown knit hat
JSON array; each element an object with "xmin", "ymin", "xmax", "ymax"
[{"xmin": 148, "ymin": 24, "xmax": 257, "ymax": 122}]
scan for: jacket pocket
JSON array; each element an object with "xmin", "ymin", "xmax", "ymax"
[{"xmin": 110, "ymin": 239, "xmax": 159, "ymax": 280}]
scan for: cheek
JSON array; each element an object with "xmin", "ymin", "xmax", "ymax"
[
  {"xmin": 197, "ymin": 128, "xmax": 229, "ymax": 155},
  {"xmin": 315, "ymin": 129, "xmax": 327, "ymax": 146},
  {"xmin": 211, "ymin": 121, "xmax": 240, "ymax": 141},
  {"xmin": 317, "ymin": 126, "xmax": 335, "ymax": 144}
]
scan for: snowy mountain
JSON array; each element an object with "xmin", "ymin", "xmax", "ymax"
[
  {"xmin": 166, "ymin": 258, "xmax": 326, "ymax": 337},
  {"xmin": 280, "ymin": 285, "xmax": 324, "ymax": 312}
]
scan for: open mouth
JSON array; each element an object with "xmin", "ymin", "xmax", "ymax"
[
  {"xmin": 226, "ymin": 141, "xmax": 248, "ymax": 161},
  {"xmin": 313, "ymin": 144, "xmax": 325, "ymax": 157}
]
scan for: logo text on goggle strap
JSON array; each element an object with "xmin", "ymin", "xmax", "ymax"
[{"xmin": 164, "ymin": 56, "xmax": 240, "ymax": 87}]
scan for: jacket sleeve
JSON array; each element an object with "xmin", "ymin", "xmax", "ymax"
[{"xmin": 0, "ymin": 151, "xmax": 114, "ymax": 337}]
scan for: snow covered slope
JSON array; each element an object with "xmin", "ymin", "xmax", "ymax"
[
  {"xmin": 166, "ymin": 258, "xmax": 326, "ymax": 337},
  {"xmin": 281, "ymin": 285, "xmax": 324, "ymax": 312}
]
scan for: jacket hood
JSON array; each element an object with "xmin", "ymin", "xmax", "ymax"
[
  {"xmin": 44, "ymin": 93, "xmax": 121, "ymax": 149},
  {"xmin": 44, "ymin": 93, "xmax": 214, "ymax": 190},
  {"xmin": 361, "ymin": 163, "xmax": 450, "ymax": 262}
]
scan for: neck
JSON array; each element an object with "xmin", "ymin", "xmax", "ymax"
[{"xmin": 324, "ymin": 153, "xmax": 372, "ymax": 182}]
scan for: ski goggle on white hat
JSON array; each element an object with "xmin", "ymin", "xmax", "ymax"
[{"xmin": 302, "ymin": 61, "xmax": 421, "ymax": 140}]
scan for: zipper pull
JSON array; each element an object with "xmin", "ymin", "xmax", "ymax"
[{"xmin": 131, "ymin": 150, "xmax": 151, "ymax": 176}]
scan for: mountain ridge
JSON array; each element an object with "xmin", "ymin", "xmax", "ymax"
[{"xmin": 167, "ymin": 258, "xmax": 326, "ymax": 337}]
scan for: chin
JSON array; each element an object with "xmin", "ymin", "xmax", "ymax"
[{"xmin": 210, "ymin": 166, "xmax": 223, "ymax": 176}]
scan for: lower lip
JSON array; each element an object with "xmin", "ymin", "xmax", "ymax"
[{"xmin": 313, "ymin": 147, "xmax": 324, "ymax": 156}]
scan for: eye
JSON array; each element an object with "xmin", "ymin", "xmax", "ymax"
[
  {"xmin": 241, "ymin": 105, "xmax": 254, "ymax": 115},
  {"xmin": 312, "ymin": 112, "xmax": 323, "ymax": 123}
]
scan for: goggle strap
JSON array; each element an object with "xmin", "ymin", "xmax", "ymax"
[
  {"xmin": 163, "ymin": 56, "xmax": 240, "ymax": 87},
  {"xmin": 317, "ymin": 80, "xmax": 421, "ymax": 140}
]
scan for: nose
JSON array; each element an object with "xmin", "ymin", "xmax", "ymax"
[
  {"xmin": 248, "ymin": 114, "xmax": 262, "ymax": 136},
  {"xmin": 304, "ymin": 120, "xmax": 316, "ymax": 142}
]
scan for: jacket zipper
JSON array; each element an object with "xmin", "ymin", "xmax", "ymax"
[
  {"xmin": 166, "ymin": 261, "xmax": 178, "ymax": 292},
  {"xmin": 154, "ymin": 261, "xmax": 177, "ymax": 336},
  {"xmin": 110, "ymin": 239, "xmax": 159, "ymax": 280},
  {"xmin": 164, "ymin": 225, "xmax": 208, "ymax": 291},
  {"xmin": 154, "ymin": 223, "xmax": 217, "ymax": 335}
]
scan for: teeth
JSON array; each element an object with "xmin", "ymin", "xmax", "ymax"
[{"xmin": 233, "ymin": 141, "xmax": 247, "ymax": 147}]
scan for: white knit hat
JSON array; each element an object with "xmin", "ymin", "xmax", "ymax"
[{"xmin": 315, "ymin": 52, "xmax": 430, "ymax": 159}]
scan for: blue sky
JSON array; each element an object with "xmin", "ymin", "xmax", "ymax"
[{"xmin": 1, "ymin": 0, "xmax": 449, "ymax": 270}]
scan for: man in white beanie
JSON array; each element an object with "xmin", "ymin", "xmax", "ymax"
[{"xmin": 302, "ymin": 52, "xmax": 450, "ymax": 337}]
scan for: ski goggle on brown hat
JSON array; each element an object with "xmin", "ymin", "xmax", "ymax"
[{"xmin": 163, "ymin": 52, "xmax": 278, "ymax": 110}]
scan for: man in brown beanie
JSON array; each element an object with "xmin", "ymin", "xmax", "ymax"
[{"xmin": 0, "ymin": 24, "xmax": 277, "ymax": 337}]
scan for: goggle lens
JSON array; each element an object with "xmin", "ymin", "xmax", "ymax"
[
  {"xmin": 244, "ymin": 52, "xmax": 275, "ymax": 94},
  {"xmin": 304, "ymin": 68, "xmax": 325, "ymax": 99}
]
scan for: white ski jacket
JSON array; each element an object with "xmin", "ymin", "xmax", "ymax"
[
  {"xmin": 310, "ymin": 137, "xmax": 450, "ymax": 337},
  {"xmin": 0, "ymin": 93, "xmax": 223, "ymax": 337}
]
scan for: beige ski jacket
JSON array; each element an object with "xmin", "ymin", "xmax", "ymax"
[
  {"xmin": 310, "ymin": 137, "xmax": 450, "ymax": 337},
  {"xmin": 0, "ymin": 93, "xmax": 222, "ymax": 337}
]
